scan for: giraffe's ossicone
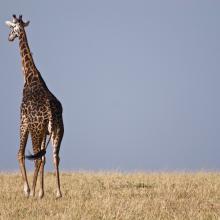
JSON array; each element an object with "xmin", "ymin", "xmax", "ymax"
[{"xmin": 5, "ymin": 14, "xmax": 64, "ymax": 199}]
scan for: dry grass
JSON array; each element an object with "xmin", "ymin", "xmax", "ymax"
[{"xmin": 0, "ymin": 172, "xmax": 220, "ymax": 219}]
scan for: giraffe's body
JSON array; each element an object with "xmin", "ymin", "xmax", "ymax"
[{"xmin": 6, "ymin": 15, "xmax": 64, "ymax": 198}]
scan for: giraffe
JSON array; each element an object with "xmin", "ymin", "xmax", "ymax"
[{"xmin": 5, "ymin": 15, "xmax": 64, "ymax": 199}]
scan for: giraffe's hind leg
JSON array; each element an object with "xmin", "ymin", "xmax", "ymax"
[
  {"xmin": 52, "ymin": 125, "xmax": 64, "ymax": 198},
  {"xmin": 18, "ymin": 117, "xmax": 30, "ymax": 197},
  {"xmin": 30, "ymin": 129, "xmax": 44, "ymax": 197},
  {"xmin": 38, "ymin": 135, "xmax": 46, "ymax": 199}
]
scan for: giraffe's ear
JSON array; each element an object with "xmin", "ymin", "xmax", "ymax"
[
  {"xmin": 5, "ymin": 21, "xmax": 15, "ymax": 27},
  {"xmin": 24, "ymin": 20, "xmax": 30, "ymax": 27}
]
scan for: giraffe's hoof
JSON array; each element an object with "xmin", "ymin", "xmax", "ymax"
[
  {"xmin": 38, "ymin": 191, "xmax": 44, "ymax": 199},
  {"xmin": 24, "ymin": 191, "xmax": 30, "ymax": 198},
  {"xmin": 24, "ymin": 185, "xmax": 30, "ymax": 197},
  {"xmin": 56, "ymin": 191, "xmax": 62, "ymax": 199},
  {"xmin": 30, "ymin": 191, "xmax": 35, "ymax": 197}
]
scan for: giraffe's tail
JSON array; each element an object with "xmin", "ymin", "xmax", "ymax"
[
  {"xmin": 25, "ymin": 149, "xmax": 46, "ymax": 160},
  {"xmin": 25, "ymin": 133, "xmax": 52, "ymax": 160}
]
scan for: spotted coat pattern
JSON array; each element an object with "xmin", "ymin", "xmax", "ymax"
[{"xmin": 6, "ymin": 15, "xmax": 64, "ymax": 198}]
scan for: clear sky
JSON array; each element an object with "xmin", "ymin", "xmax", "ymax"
[{"xmin": 1, "ymin": 1, "xmax": 220, "ymax": 171}]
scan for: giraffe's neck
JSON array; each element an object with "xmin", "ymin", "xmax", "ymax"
[{"xmin": 18, "ymin": 29, "xmax": 44, "ymax": 86}]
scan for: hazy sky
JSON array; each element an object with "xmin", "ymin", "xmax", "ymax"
[{"xmin": 1, "ymin": 1, "xmax": 220, "ymax": 171}]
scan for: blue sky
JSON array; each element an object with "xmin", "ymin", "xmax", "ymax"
[{"xmin": 1, "ymin": 1, "xmax": 220, "ymax": 171}]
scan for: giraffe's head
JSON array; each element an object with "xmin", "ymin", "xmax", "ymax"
[{"xmin": 5, "ymin": 14, "xmax": 30, "ymax": 42}]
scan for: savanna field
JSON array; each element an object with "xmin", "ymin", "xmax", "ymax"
[{"xmin": 0, "ymin": 172, "xmax": 220, "ymax": 220}]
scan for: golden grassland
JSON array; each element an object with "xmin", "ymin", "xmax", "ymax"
[{"xmin": 0, "ymin": 172, "xmax": 220, "ymax": 219}]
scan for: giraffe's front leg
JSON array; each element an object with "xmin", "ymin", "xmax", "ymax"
[
  {"xmin": 38, "ymin": 136, "xmax": 46, "ymax": 198},
  {"xmin": 38, "ymin": 155, "xmax": 46, "ymax": 198},
  {"xmin": 18, "ymin": 155, "xmax": 30, "ymax": 197},
  {"xmin": 30, "ymin": 158, "xmax": 41, "ymax": 197},
  {"xmin": 18, "ymin": 119, "xmax": 30, "ymax": 197},
  {"xmin": 30, "ymin": 131, "xmax": 43, "ymax": 197}
]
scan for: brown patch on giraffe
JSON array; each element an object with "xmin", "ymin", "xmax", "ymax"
[
  {"xmin": 20, "ymin": 43, "xmax": 26, "ymax": 51},
  {"xmin": 23, "ymin": 49, "xmax": 28, "ymax": 56},
  {"xmin": 24, "ymin": 55, "xmax": 30, "ymax": 62}
]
